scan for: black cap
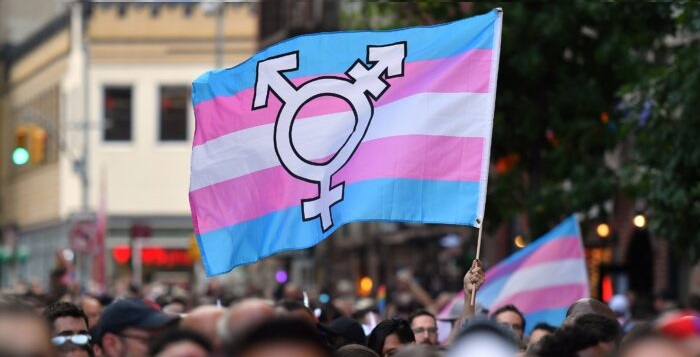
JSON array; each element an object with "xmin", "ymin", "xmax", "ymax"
[
  {"xmin": 327, "ymin": 317, "xmax": 367, "ymax": 346},
  {"xmin": 94, "ymin": 298, "xmax": 179, "ymax": 344}
]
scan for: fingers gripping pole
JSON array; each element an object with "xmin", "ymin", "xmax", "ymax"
[{"xmin": 471, "ymin": 218, "xmax": 483, "ymax": 306}]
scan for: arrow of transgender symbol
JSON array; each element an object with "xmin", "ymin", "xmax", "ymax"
[{"xmin": 252, "ymin": 42, "xmax": 407, "ymax": 232}]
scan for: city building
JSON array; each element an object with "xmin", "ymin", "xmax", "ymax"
[{"xmin": 0, "ymin": 1, "xmax": 258, "ymax": 290}]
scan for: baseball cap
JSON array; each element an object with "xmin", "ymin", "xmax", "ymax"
[
  {"xmin": 94, "ymin": 298, "xmax": 179, "ymax": 344},
  {"xmin": 327, "ymin": 317, "xmax": 367, "ymax": 345}
]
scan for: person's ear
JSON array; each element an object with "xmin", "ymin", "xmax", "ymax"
[{"xmin": 102, "ymin": 333, "xmax": 122, "ymax": 356}]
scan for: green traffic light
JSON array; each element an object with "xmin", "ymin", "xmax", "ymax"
[{"xmin": 12, "ymin": 147, "xmax": 30, "ymax": 166}]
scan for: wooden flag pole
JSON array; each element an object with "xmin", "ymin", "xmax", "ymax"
[{"xmin": 470, "ymin": 218, "xmax": 483, "ymax": 306}]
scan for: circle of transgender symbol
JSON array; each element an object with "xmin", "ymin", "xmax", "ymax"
[{"xmin": 253, "ymin": 42, "xmax": 407, "ymax": 232}]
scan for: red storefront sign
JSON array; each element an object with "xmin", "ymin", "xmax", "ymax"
[{"xmin": 112, "ymin": 246, "xmax": 193, "ymax": 267}]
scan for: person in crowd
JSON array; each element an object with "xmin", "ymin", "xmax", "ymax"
[
  {"xmin": 94, "ymin": 298, "xmax": 179, "ymax": 357},
  {"xmin": 81, "ymin": 296, "xmax": 104, "ymax": 329},
  {"xmin": 527, "ymin": 322, "xmax": 556, "ymax": 347},
  {"xmin": 619, "ymin": 324, "xmax": 691, "ymax": 357},
  {"xmin": 0, "ymin": 299, "xmax": 57, "ymax": 357},
  {"xmin": 408, "ymin": 310, "xmax": 438, "ymax": 346},
  {"xmin": 367, "ymin": 318, "xmax": 416, "ymax": 357},
  {"xmin": 218, "ymin": 298, "xmax": 275, "ymax": 351},
  {"xmin": 325, "ymin": 316, "xmax": 368, "ymax": 348},
  {"xmin": 180, "ymin": 305, "xmax": 225, "ymax": 352},
  {"xmin": 393, "ymin": 345, "xmax": 443, "ymax": 357},
  {"xmin": 275, "ymin": 299, "xmax": 318, "ymax": 327},
  {"xmin": 528, "ymin": 313, "xmax": 620, "ymax": 357},
  {"xmin": 447, "ymin": 319, "xmax": 519, "ymax": 357},
  {"xmin": 148, "ymin": 328, "xmax": 212, "ymax": 357},
  {"xmin": 563, "ymin": 298, "xmax": 617, "ymax": 326},
  {"xmin": 43, "ymin": 301, "xmax": 93, "ymax": 357},
  {"xmin": 491, "ymin": 304, "xmax": 526, "ymax": 345},
  {"xmin": 226, "ymin": 318, "xmax": 331, "ymax": 357},
  {"xmin": 333, "ymin": 344, "xmax": 380, "ymax": 357}
]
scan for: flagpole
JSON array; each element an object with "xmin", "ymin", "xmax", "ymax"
[{"xmin": 470, "ymin": 218, "xmax": 483, "ymax": 306}]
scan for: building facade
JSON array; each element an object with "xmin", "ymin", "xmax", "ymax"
[{"xmin": 0, "ymin": 1, "xmax": 258, "ymax": 290}]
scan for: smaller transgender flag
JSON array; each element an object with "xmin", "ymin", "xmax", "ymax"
[
  {"xmin": 439, "ymin": 215, "xmax": 589, "ymax": 334},
  {"xmin": 190, "ymin": 10, "xmax": 503, "ymax": 276}
]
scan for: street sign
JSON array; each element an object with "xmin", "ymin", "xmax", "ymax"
[{"xmin": 69, "ymin": 220, "xmax": 97, "ymax": 253}]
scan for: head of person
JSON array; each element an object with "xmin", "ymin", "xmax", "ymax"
[
  {"xmin": 148, "ymin": 328, "xmax": 213, "ymax": 357},
  {"xmin": 367, "ymin": 318, "xmax": 416, "ymax": 357},
  {"xmin": 180, "ymin": 305, "xmax": 224, "ymax": 351},
  {"xmin": 275, "ymin": 299, "xmax": 317, "ymax": 327},
  {"xmin": 528, "ymin": 322, "xmax": 556, "ymax": 347},
  {"xmin": 491, "ymin": 304, "xmax": 526, "ymax": 342},
  {"xmin": 531, "ymin": 313, "xmax": 621, "ymax": 357},
  {"xmin": 0, "ymin": 299, "xmax": 57, "ymax": 357},
  {"xmin": 326, "ymin": 316, "xmax": 367, "ymax": 348},
  {"xmin": 80, "ymin": 296, "xmax": 103, "ymax": 329},
  {"xmin": 43, "ymin": 301, "xmax": 92, "ymax": 357},
  {"xmin": 226, "ymin": 318, "xmax": 331, "ymax": 357},
  {"xmin": 447, "ymin": 319, "xmax": 519, "ymax": 357},
  {"xmin": 94, "ymin": 298, "xmax": 179, "ymax": 357},
  {"xmin": 408, "ymin": 310, "xmax": 438, "ymax": 346},
  {"xmin": 564, "ymin": 298, "xmax": 617, "ymax": 326},
  {"xmin": 393, "ymin": 345, "xmax": 443, "ymax": 357},
  {"xmin": 332, "ymin": 344, "xmax": 380, "ymax": 357},
  {"xmin": 619, "ymin": 324, "xmax": 691, "ymax": 357},
  {"xmin": 218, "ymin": 298, "xmax": 275, "ymax": 350}
]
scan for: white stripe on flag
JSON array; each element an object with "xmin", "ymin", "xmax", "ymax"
[
  {"xmin": 190, "ymin": 92, "xmax": 493, "ymax": 191},
  {"xmin": 491, "ymin": 259, "xmax": 588, "ymax": 306}
]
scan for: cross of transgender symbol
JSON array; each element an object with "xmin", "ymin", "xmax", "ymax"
[{"xmin": 252, "ymin": 42, "xmax": 407, "ymax": 231}]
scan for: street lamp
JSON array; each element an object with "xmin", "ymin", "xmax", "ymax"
[
  {"xmin": 596, "ymin": 223, "xmax": 611, "ymax": 238},
  {"xmin": 633, "ymin": 214, "xmax": 646, "ymax": 229}
]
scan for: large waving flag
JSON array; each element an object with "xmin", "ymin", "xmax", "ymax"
[
  {"xmin": 439, "ymin": 216, "xmax": 589, "ymax": 334},
  {"xmin": 190, "ymin": 10, "xmax": 503, "ymax": 276}
]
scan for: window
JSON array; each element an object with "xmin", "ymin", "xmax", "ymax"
[
  {"xmin": 159, "ymin": 86, "xmax": 189, "ymax": 141},
  {"xmin": 104, "ymin": 87, "xmax": 132, "ymax": 141}
]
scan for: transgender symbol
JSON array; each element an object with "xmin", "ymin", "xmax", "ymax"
[{"xmin": 252, "ymin": 42, "xmax": 407, "ymax": 232}]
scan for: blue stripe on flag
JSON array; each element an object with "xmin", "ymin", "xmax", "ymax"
[
  {"xmin": 524, "ymin": 308, "xmax": 569, "ymax": 335},
  {"xmin": 197, "ymin": 179, "xmax": 480, "ymax": 275},
  {"xmin": 192, "ymin": 9, "xmax": 499, "ymax": 105}
]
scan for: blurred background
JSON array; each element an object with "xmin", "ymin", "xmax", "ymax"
[{"xmin": 0, "ymin": 1, "xmax": 698, "ymax": 314}]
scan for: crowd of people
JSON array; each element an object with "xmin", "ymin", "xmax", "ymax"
[{"xmin": 0, "ymin": 261, "xmax": 699, "ymax": 357}]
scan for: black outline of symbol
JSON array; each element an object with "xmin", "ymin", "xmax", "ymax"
[{"xmin": 252, "ymin": 41, "xmax": 407, "ymax": 232}]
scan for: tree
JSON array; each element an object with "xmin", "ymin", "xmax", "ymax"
[
  {"xmin": 623, "ymin": 3, "xmax": 700, "ymax": 262},
  {"xmin": 344, "ymin": 3, "xmax": 677, "ymax": 241}
]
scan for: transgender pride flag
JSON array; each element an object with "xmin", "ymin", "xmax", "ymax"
[
  {"xmin": 190, "ymin": 10, "xmax": 503, "ymax": 276},
  {"xmin": 438, "ymin": 216, "xmax": 589, "ymax": 334}
]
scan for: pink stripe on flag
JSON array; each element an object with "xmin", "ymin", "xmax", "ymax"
[
  {"xmin": 192, "ymin": 49, "xmax": 493, "ymax": 147},
  {"xmin": 490, "ymin": 283, "xmax": 589, "ymax": 315},
  {"xmin": 486, "ymin": 237, "xmax": 585, "ymax": 282},
  {"xmin": 190, "ymin": 135, "xmax": 483, "ymax": 234}
]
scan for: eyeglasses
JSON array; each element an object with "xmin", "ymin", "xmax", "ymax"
[
  {"xmin": 412, "ymin": 327, "xmax": 438, "ymax": 335},
  {"xmin": 119, "ymin": 333, "xmax": 150, "ymax": 345},
  {"xmin": 51, "ymin": 334, "xmax": 91, "ymax": 346}
]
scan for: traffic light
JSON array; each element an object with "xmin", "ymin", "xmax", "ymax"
[
  {"xmin": 12, "ymin": 126, "xmax": 29, "ymax": 166},
  {"xmin": 11, "ymin": 124, "xmax": 47, "ymax": 166}
]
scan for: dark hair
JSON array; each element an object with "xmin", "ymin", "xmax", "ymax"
[
  {"xmin": 531, "ymin": 322, "xmax": 556, "ymax": 334},
  {"xmin": 367, "ymin": 318, "xmax": 415, "ymax": 356},
  {"xmin": 333, "ymin": 344, "xmax": 380, "ymax": 357},
  {"xmin": 491, "ymin": 304, "xmax": 526, "ymax": 332},
  {"xmin": 149, "ymin": 328, "xmax": 213, "ymax": 356},
  {"xmin": 407, "ymin": 309, "xmax": 436, "ymax": 326},
  {"xmin": 276, "ymin": 299, "xmax": 315, "ymax": 319},
  {"xmin": 226, "ymin": 318, "xmax": 331, "ymax": 356},
  {"xmin": 43, "ymin": 301, "xmax": 89, "ymax": 328},
  {"xmin": 529, "ymin": 314, "xmax": 621, "ymax": 357}
]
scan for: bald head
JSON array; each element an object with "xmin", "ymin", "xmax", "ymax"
[
  {"xmin": 181, "ymin": 305, "xmax": 225, "ymax": 349},
  {"xmin": 219, "ymin": 299, "xmax": 275, "ymax": 348},
  {"xmin": 564, "ymin": 298, "xmax": 617, "ymax": 326}
]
